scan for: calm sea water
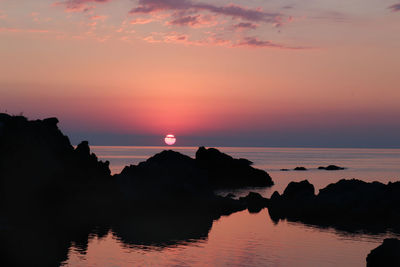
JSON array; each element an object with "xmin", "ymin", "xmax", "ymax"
[{"xmin": 64, "ymin": 147, "xmax": 400, "ymax": 267}]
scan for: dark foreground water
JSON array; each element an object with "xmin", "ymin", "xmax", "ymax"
[{"xmin": 64, "ymin": 147, "xmax": 400, "ymax": 266}]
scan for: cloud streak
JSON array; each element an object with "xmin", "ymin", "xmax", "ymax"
[
  {"xmin": 237, "ymin": 37, "xmax": 308, "ymax": 50},
  {"xmin": 53, "ymin": 0, "xmax": 112, "ymax": 12},
  {"xmin": 166, "ymin": 14, "xmax": 216, "ymax": 27},
  {"xmin": 233, "ymin": 22, "xmax": 258, "ymax": 31},
  {"xmin": 389, "ymin": 3, "xmax": 400, "ymax": 12},
  {"xmin": 130, "ymin": 0, "xmax": 281, "ymax": 23}
]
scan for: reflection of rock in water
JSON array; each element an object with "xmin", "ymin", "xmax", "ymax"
[
  {"xmin": 0, "ymin": 215, "xmax": 110, "ymax": 267},
  {"xmin": 112, "ymin": 211, "xmax": 213, "ymax": 248}
]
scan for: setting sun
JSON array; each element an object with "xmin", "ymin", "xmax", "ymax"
[{"xmin": 164, "ymin": 134, "xmax": 176, "ymax": 145}]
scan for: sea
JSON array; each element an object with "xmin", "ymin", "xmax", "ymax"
[{"xmin": 63, "ymin": 146, "xmax": 400, "ymax": 267}]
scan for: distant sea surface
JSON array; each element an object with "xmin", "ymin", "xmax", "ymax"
[{"xmin": 64, "ymin": 147, "xmax": 400, "ymax": 267}]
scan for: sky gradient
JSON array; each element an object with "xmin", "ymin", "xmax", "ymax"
[{"xmin": 1, "ymin": 0, "xmax": 399, "ymax": 147}]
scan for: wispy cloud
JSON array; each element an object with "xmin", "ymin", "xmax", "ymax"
[
  {"xmin": 89, "ymin": 15, "xmax": 108, "ymax": 21},
  {"xmin": 130, "ymin": 18, "xmax": 154, "ymax": 25},
  {"xmin": 130, "ymin": 0, "xmax": 282, "ymax": 23},
  {"xmin": 166, "ymin": 14, "xmax": 217, "ymax": 28},
  {"xmin": 53, "ymin": 0, "xmax": 112, "ymax": 13},
  {"xmin": 389, "ymin": 3, "xmax": 400, "ymax": 12},
  {"xmin": 125, "ymin": 0, "xmax": 301, "ymax": 49},
  {"xmin": 237, "ymin": 37, "xmax": 308, "ymax": 50},
  {"xmin": 50, "ymin": 0, "xmax": 306, "ymax": 49},
  {"xmin": 232, "ymin": 22, "xmax": 258, "ymax": 31}
]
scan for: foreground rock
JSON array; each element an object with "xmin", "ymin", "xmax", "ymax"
[
  {"xmin": 0, "ymin": 113, "xmax": 113, "ymax": 215},
  {"xmin": 268, "ymin": 179, "xmax": 400, "ymax": 232},
  {"xmin": 318, "ymin": 165, "xmax": 345, "ymax": 170},
  {"xmin": 367, "ymin": 238, "xmax": 400, "ymax": 267},
  {"xmin": 0, "ymin": 113, "xmax": 116, "ymax": 266}
]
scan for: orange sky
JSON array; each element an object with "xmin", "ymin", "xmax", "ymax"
[{"xmin": 1, "ymin": 0, "xmax": 399, "ymax": 146}]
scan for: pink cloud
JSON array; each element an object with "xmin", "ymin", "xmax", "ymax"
[
  {"xmin": 53, "ymin": 0, "xmax": 112, "ymax": 13},
  {"xmin": 89, "ymin": 15, "xmax": 108, "ymax": 21},
  {"xmin": 130, "ymin": 18, "xmax": 154, "ymax": 24},
  {"xmin": 143, "ymin": 31, "xmax": 189, "ymax": 44}
]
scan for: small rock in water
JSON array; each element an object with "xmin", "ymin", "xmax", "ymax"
[
  {"xmin": 318, "ymin": 165, "xmax": 345, "ymax": 170},
  {"xmin": 294, "ymin": 167, "xmax": 307, "ymax": 171}
]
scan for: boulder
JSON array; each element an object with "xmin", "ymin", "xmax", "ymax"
[{"xmin": 294, "ymin": 167, "xmax": 307, "ymax": 171}]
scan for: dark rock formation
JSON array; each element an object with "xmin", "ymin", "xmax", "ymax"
[
  {"xmin": 113, "ymin": 147, "xmax": 272, "ymax": 216},
  {"xmin": 195, "ymin": 146, "xmax": 273, "ymax": 188},
  {"xmin": 268, "ymin": 179, "xmax": 400, "ymax": 232},
  {"xmin": 0, "ymin": 113, "xmax": 118, "ymax": 266},
  {"xmin": 367, "ymin": 238, "xmax": 400, "ymax": 267},
  {"xmin": 0, "ymin": 113, "xmax": 270, "ymax": 266},
  {"xmin": 115, "ymin": 147, "xmax": 273, "ymax": 203},
  {"xmin": 294, "ymin": 167, "xmax": 307, "ymax": 171},
  {"xmin": 280, "ymin": 168, "xmax": 289, "ymax": 171},
  {"xmin": 0, "ymin": 113, "xmax": 113, "ymax": 213},
  {"xmin": 318, "ymin": 165, "xmax": 345, "ymax": 170}
]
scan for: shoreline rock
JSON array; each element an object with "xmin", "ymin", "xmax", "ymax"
[{"xmin": 268, "ymin": 179, "xmax": 400, "ymax": 233}]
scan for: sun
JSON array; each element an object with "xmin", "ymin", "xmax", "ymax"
[{"xmin": 164, "ymin": 134, "xmax": 176, "ymax": 145}]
